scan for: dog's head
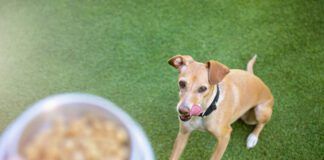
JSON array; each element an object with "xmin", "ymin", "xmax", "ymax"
[{"xmin": 168, "ymin": 55, "xmax": 230, "ymax": 121}]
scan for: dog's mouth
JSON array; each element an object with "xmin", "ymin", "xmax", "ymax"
[
  {"xmin": 179, "ymin": 114, "xmax": 191, "ymax": 121},
  {"xmin": 178, "ymin": 105, "xmax": 203, "ymax": 121}
]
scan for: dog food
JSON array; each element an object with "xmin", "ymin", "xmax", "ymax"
[{"xmin": 22, "ymin": 115, "xmax": 130, "ymax": 160}]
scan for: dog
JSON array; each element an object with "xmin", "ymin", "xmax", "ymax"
[{"xmin": 168, "ymin": 55, "xmax": 274, "ymax": 160}]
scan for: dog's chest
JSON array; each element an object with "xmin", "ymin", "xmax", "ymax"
[{"xmin": 183, "ymin": 117, "xmax": 206, "ymax": 131}]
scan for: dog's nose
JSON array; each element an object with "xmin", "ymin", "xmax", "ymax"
[{"xmin": 178, "ymin": 106, "xmax": 190, "ymax": 115}]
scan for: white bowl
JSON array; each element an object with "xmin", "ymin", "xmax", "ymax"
[{"xmin": 0, "ymin": 93, "xmax": 155, "ymax": 160}]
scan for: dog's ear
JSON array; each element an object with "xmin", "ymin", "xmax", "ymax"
[
  {"xmin": 168, "ymin": 55, "xmax": 194, "ymax": 71},
  {"xmin": 206, "ymin": 60, "xmax": 230, "ymax": 85}
]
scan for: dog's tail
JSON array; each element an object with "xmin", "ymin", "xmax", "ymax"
[{"xmin": 247, "ymin": 55, "xmax": 257, "ymax": 74}]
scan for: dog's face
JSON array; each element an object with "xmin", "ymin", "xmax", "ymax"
[{"xmin": 168, "ymin": 55, "xmax": 229, "ymax": 121}]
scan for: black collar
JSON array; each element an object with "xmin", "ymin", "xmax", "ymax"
[{"xmin": 199, "ymin": 85, "xmax": 220, "ymax": 117}]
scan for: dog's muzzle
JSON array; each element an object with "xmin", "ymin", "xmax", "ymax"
[
  {"xmin": 178, "ymin": 106, "xmax": 191, "ymax": 121},
  {"xmin": 178, "ymin": 105, "xmax": 203, "ymax": 121}
]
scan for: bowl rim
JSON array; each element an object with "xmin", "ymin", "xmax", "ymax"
[{"xmin": 0, "ymin": 93, "xmax": 155, "ymax": 160}]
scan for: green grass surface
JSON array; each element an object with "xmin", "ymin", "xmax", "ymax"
[{"xmin": 0, "ymin": 0, "xmax": 323, "ymax": 159}]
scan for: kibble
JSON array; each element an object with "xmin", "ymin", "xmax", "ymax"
[{"xmin": 22, "ymin": 116, "xmax": 130, "ymax": 160}]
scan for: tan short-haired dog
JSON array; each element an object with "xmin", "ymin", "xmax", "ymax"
[{"xmin": 168, "ymin": 55, "xmax": 274, "ymax": 160}]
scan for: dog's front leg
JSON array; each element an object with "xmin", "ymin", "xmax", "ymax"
[
  {"xmin": 169, "ymin": 125, "xmax": 191, "ymax": 160},
  {"xmin": 209, "ymin": 126, "xmax": 232, "ymax": 160}
]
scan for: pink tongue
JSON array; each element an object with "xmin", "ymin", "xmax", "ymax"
[{"xmin": 190, "ymin": 105, "xmax": 203, "ymax": 116}]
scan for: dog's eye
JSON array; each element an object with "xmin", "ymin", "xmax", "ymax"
[
  {"xmin": 198, "ymin": 86, "xmax": 207, "ymax": 93},
  {"xmin": 179, "ymin": 81, "xmax": 186, "ymax": 89}
]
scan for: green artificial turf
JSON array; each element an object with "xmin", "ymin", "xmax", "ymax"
[{"xmin": 0, "ymin": 0, "xmax": 323, "ymax": 159}]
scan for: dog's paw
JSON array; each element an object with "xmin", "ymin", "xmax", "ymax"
[{"xmin": 246, "ymin": 133, "xmax": 258, "ymax": 149}]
